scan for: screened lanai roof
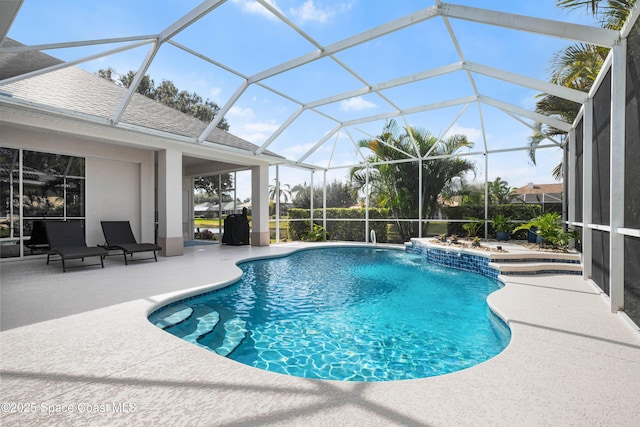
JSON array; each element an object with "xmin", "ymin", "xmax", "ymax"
[{"xmin": 0, "ymin": 0, "xmax": 631, "ymax": 176}]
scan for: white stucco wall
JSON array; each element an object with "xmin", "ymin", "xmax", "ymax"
[
  {"xmin": 87, "ymin": 157, "xmax": 142, "ymax": 246},
  {"xmin": 0, "ymin": 127, "xmax": 155, "ymax": 247}
]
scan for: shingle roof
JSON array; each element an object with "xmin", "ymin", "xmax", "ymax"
[
  {"xmin": 0, "ymin": 39, "xmax": 280, "ymax": 157},
  {"xmin": 514, "ymin": 183, "xmax": 563, "ymax": 195},
  {"xmin": 0, "ymin": 39, "xmax": 63, "ymax": 80}
]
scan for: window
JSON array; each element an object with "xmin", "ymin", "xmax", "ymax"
[{"xmin": 0, "ymin": 148, "xmax": 86, "ymax": 258}]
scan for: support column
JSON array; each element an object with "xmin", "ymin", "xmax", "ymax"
[
  {"xmin": 275, "ymin": 165, "xmax": 280, "ymax": 243},
  {"xmin": 567, "ymin": 129, "xmax": 576, "ymax": 226},
  {"xmin": 582, "ymin": 99, "xmax": 593, "ymax": 279},
  {"xmin": 418, "ymin": 158, "xmax": 423, "ymax": 238},
  {"xmin": 322, "ymin": 171, "xmax": 327, "ymax": 231},
  {"xmin": 157, "ymin": 149, "xmax": 184, "ymax": 256},
  {"xmin": 609, "ymin": 39, "xmax": 627, "ymax": 312},
  {"xmin": 484, "ymin": 153, "xmax": 489, "ymax": 239},
  {"xmin": 310, "ymin": 170, "xmax": 315, "ymax": 232},
  {"xmin": 251, "ymin": 163, "xmax": 270, "ymax": 246},
  {"xmin": 365, "ymin": 164, "xmax": 370, "ymax": 242}
]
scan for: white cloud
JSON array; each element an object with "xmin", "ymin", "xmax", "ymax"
[
  {"xmin": 520, "ymin": 91, "xmax": 540, "ymax": 110},
  {"xmin": 339, "ymin": 96, "xmax": 377, "ymax": 112},
  {"xmin": 231, "ymin": 0, "xmax": 281, "ymax": 20},
  {"xmin": 234, "ymin": 120, "xmax": 280, "ymax": 144},
  {"xmin": 227, "ymin": 105, "xmax": 255, "ymax": 120},
  {"xmin": 244, "ymin": 121, "xmax": 280, "ymax": 133},
  {"xmin": 209, "ymin": 87, "xmax": 222, "ymax": 103},
  {"xmin": 444, "ymin": 124, "xmax": 484, "ymax": 143},
  {"xmin": 282, "ymin": 142, "xmax": 315, "ymax": 158},
  {"xmin": 289, "ymin": 0, "xmax": 333, "ymax": 24},
  {"xmin": 225, "ymin": 105, "xmax": 282, "ymax": 144}
]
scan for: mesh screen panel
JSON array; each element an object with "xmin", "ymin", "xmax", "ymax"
[
  {"xmin": 592, "ymin": 229, "xmax": 610, "ymax": 295},
  {"xmin": 625, "ymin": 20, "xmax": 640, "ymax": 228},
  {"xmin": 625, "ymin": 236, "xmax": 640, "ymax": 325},
  {"xmin": 575, "ymin": 118, "xmax": 583, "ymax": 223},
  {"xmin": 592, "ymin": 70, "xmax": 611, "ymax": 226}
]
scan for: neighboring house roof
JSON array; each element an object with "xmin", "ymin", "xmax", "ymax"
[
  {"xmin": 194, "ymin": 202, "xmax": 217, "ymax": 212},
  {"xmin": 0, "ymin": 39, "xmax": 281, "ymax": 158},
  {"xmin": 514, "ymin": 183, "xmax": 563, "ymax": 203},
  {"xmin": 195, "ymin": 201, "xmax": 250, "ymax": 212}
]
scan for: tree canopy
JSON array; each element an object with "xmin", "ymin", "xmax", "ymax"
[
  {"xmin": 488, "ymin": 177, "xmax": 517, "ymax": 205},
  {"xmin": 291, "ymin": 180, "xmax": 358, "ymax": 208},
  {"xmin": 269, "ymin": 180, "xmax": 292, "ymax": 204},
  {"xmin": 97, "ymin": 67, "xmax": 229, "ymax": 130},
  {"xmin": 193, "ymin": 174, "xmax": 235, "ymax": 200},
  {"xmin": 350, "ymin": 119, "xmax": 475, "ymax": 241}
]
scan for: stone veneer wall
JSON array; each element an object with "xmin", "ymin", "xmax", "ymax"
[{"xmin": 407, "ymin": 240, "xmax": 500, "ymax": 280}]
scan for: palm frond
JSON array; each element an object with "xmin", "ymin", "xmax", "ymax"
[{"xmin": 555, "ymin": 0, "xmax": 601, "ymax": 14}]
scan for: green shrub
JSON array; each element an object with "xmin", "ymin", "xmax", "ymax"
[
  {"xmin": 288, "ymin": 208, "xmax": 389, "ymax": 242},
  {"xmin": 462, "ymin": 218, "xmax": 484, "ymax": 237},
  {"xmin": 492, "ymin": 214, "xmax": 513, "ymax": 233},
  {"xmin": 444, "ymin": 204, "xmax": 542, "ymax": 238},
  {"xmin": 513, "ymin": 212, "xmax": 580, "ymax": 248},
  {"xmin": 302, "ymin": 224, "xmax": 328, "ymax": 241}
]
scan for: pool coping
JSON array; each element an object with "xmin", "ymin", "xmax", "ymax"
[{"xmin": 1, "ymin": 242, "xmax": 639, "ymax": 426}]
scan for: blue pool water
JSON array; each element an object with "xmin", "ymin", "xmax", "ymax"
[{"xmin": 149, "ymin": 247, "xmax": 511, "ymax": 381}]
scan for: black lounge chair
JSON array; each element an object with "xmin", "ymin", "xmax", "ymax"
[
  {"xmin": 101, "ymin": 221, "xmax": 162, "ymax": 265},
  {"xmin": 25, "ymin": 220, "xmax": 50, "ymax": 254},
  {"xmin": 45, "ymin": 221, "xmax": 108, "ymax": 272}
]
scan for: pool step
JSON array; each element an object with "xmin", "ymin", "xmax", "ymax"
[
  {"xmin": 149, "ymin": 304, "xmax": 193, "ymax": 329},
  {"xmin": 215, "ymin": 318, "xmax": 248, "ymax": 357},
  {"xmin": 151, "ymin": 304, "xmax": 247, "ymax": 356},
  {"xmin": 489, "ymin": 251, "xmax": 582, "ymax": 276},
  {"xmin": 179, "ymin": 306, "xmax": 221, "ymax": 343},
  {"xmin": 489, "ymin": 261, "xmax": 582, "ymax": 275}
]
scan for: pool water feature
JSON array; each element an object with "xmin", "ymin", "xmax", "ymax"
[{"xmin": 149, "ymin": 247, "xmax": 511, "ymax": 381}]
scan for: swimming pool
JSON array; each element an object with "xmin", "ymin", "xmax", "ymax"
[{"xmin": 149, "ymin": 247, "xmax": 511, "ymax": 381}]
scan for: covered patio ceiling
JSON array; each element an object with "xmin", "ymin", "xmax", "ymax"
[{"xmin": 0, "ymin": 0, "xmax": 624, "ymax": 175}]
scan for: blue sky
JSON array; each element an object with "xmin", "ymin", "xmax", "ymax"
[{"xmin": 7, "ymin": 0, "xmax": 600, "ymax": 198}]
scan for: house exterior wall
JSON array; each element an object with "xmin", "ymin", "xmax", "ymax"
[
  {"xmin": 251, "ymin": 164, "xmax": 270, "ymax": 246},
  {"xmin": 182, "ymin": 176, "xmax": 193, "ymax": 240},
  {"xmin": 0, "ymin": 126, "xmax": 155, "ymax": 248}
]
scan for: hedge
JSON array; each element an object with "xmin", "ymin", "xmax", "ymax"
[
  {"xmin": 288, "ymin": 208, "xmax": 389, "ymax": 242},
  {"xmin": 284, "ymin": 204, "xmax": 560, "ymax": 241}
]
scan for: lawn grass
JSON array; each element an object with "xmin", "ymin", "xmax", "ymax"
[
  {"xmin": 194, "ymin": 218, "xmax": 291, "ymax": 243},
  {"xmin": 424, "ymin": 221, "xmax": 448, "ymax": 236},
  {"xmin": 194, "ymin": 218, "xmax": 222, "ymax": 228}
]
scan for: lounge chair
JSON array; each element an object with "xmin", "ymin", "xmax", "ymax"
[
  {"xmin": 45, "ymin": 221, "xmax": 108, "ymax": 272},
  {"xmin": 101, "ymin": 221, "xmax": 162, "ymax": 265},
  {"xmin": 25, "ymin": 220, "xmax": 50, "ymax": 254}
]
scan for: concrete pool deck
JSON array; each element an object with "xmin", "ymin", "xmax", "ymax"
[{"xmin": 1, "ymin": 241, "xmax": 639, "ymax": 426}]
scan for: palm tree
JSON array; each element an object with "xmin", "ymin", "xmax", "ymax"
[
  {"xmin": 350, "ymin": 119, "xmax": 475, "ymax": 240},
  {"xmin": 458, "ymin": 181, "xmax": 486, "ymax": 206},
  {"xmin": 268, "ymin": 180, "xmax": 291, "ymax": 203},
  {"xmin": 556, "ymin": 0, "xmax": 634, "ymax": 29},
  {"xmin": 488, "ymin": 177, "xmax": 517, "ymax": 205},
  {"xmin": 528, "ymin": 0, "xmax": 635, "ymax": 177}
]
